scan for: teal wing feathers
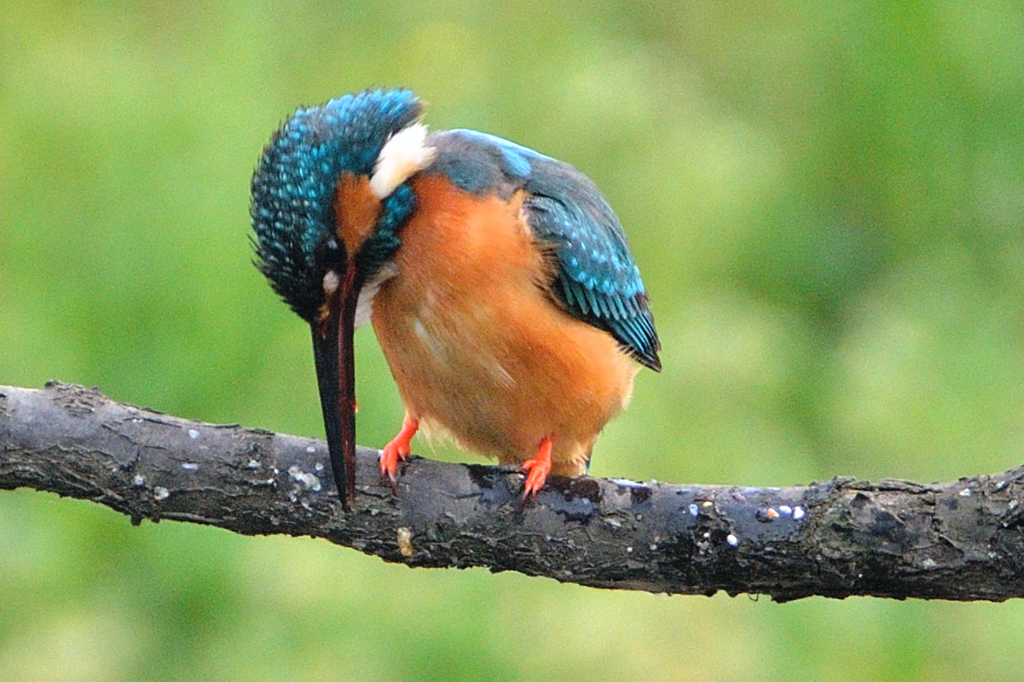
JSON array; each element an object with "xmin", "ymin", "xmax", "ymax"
[{"xmin": 429, "ymin": 130, "xmax": 661, "ymax": 371}]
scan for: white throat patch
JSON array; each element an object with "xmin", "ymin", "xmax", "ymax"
[
  {"xmin": 354, "ymin": 261, "xmax": 399, "ymax": 328},
  {"xmin": 369, "ymin": 123, "xmax": 436, "ymax": 199}
]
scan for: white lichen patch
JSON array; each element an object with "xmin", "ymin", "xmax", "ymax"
[
  {"xmin": 611, "ymin": 478, "xmax": 646, "ymax": 488},
  {"xmin": 287, "ymin": 464, "xmax": 321, "ymax": 492},
  {"xmin": 397, "ymin": 527, "xmax": 414, "ymax": 557}
]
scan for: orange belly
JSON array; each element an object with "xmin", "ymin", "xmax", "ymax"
[{"xmin": 371, "ymin": 175, "xmax": 639, "ymax": 475}]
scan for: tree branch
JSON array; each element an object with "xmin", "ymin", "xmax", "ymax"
[{"xmin": 2, "ymin": 382, "xmax": 1023, "ymax": 602}]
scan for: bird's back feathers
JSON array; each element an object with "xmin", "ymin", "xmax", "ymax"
[{"xmin": 426, "ymin": 130, "xmax": 661, "ymax": 370}]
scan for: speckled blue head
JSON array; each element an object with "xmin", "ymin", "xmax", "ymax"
[{"xmin": 251, "ymin": 88, "xmax": 422, "ymax": 322}]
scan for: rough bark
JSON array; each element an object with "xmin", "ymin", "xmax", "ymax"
[{"xmin": 2, "ymin": 382, "xmax": 1023, "ymax": 602}]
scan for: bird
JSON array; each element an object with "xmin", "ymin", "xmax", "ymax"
[{"xmin": 251, "ymin": 88, "xmax": 660, "ymax": 510}]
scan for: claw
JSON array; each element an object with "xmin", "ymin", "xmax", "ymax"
[
  {"xmin": 379, "ymin": 415, "xmax": 419, "ymax": 488},
  {"xmin": 520, "ymin": 437, "xmax": 553, "ymax": 507}
]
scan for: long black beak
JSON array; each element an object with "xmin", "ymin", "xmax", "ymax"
[{"xmin": 311, "ymin": 264, "xmax": 361, "ymax": 510}]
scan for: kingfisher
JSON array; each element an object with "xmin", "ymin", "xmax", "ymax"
[{"xmin": 251, "ymin": 88, "xmax": 660, "ymax": 510}]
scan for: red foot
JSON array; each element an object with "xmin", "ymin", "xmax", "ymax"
[
  {"xmin": 520, "ymin": 437, "xmax": 553, "ymax": 505},
  {"xmin": 379, "ymin": 416, "xmax": 419, "ymax": 486}
]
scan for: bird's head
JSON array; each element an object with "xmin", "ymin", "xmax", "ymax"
[{"xmin": 251, "ymin": 88, "xmax": 436, "ymax": 508}]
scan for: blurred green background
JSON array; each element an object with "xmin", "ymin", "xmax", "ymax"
[{"xmin": 2, "ymin": 1, "xmax": 1024, "ymax": 680}]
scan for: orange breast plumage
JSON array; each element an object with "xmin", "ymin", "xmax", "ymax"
[{"xmin": 372, "ymin": 174, "xmax": 639, "ymax": 478}]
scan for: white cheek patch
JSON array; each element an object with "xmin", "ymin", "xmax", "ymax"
[{"xmin": 369, "ymin": 123, "xmax": 436, "ymax": 199}]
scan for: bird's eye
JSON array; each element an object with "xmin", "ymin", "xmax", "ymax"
[{"xmin": 318, "ymin": 236, "xmax": 345, "ymax": 270}]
